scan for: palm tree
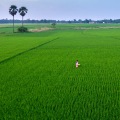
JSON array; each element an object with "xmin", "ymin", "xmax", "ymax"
[
  {"xmin": 19, "ymin": 7, "xmax": 28, "ymax": 27},
  {"xmin": 9, "ymin": 5, "xmax": 18, "ymax": 33}
]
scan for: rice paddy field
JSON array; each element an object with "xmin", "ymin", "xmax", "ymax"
[{"xmin": 0, "ymin": 23, "xmax": 120, "ymax": 120}]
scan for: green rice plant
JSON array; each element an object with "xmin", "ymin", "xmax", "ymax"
[{"xmin": 0, "ymin": 24, "xmax": 120, "ymax": 120}]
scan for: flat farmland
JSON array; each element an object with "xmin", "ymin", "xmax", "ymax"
[{"xmin": 0, "ymin": 24, "xmax": 120, "ymax": 119}]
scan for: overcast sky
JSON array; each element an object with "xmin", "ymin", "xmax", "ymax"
[{"xmin": 0, "ymin": 0, "xmax": 120, "ymax": 20}]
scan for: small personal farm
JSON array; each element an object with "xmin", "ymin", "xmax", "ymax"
[{"xmin": 0, "ymin": 24, "xmax": 120, "ymax": 120}]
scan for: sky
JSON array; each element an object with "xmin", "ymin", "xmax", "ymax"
[{"xmin": 0, "ymin": 0, "xmax": 120, "ymax": 20}]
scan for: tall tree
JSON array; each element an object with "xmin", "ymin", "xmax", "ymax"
[
  {"xmin": 19, "ymin": 7, "xmax": 28, "ymax": 27},
  {"xmin": 9, "ymin": 5, "xmax": 18, "ymax": 33}
]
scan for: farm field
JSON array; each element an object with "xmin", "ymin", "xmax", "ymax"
[{"xmin": 0, "ymin": 24, "xmax": 120, "ymax": 120}]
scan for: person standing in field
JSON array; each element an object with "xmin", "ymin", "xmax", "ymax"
[{"xmin": 76, "ymin": 60, "xmax": 80, "ymax": 68}]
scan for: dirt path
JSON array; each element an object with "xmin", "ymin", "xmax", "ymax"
[{"xmin": 29, "ymin": 27, "xmax": 54, "ymax": 32}]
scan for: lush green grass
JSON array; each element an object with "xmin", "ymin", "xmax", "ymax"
[{"xmin": 0, "ymin": 24, "xmax": 120, "ymax": 120}]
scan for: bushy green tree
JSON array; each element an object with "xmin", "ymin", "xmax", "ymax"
[
  {"xmin": 51, "ymin": 23, "xmax": 56, "ymax": 28},
  {"xmin": 18, "ymin": 26, "xmax": 28, "ymax": 32}
]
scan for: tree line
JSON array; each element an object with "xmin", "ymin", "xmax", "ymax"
[{"xmin": 1, "ymin": 18, "xmax": 120, "ymax": 24}]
